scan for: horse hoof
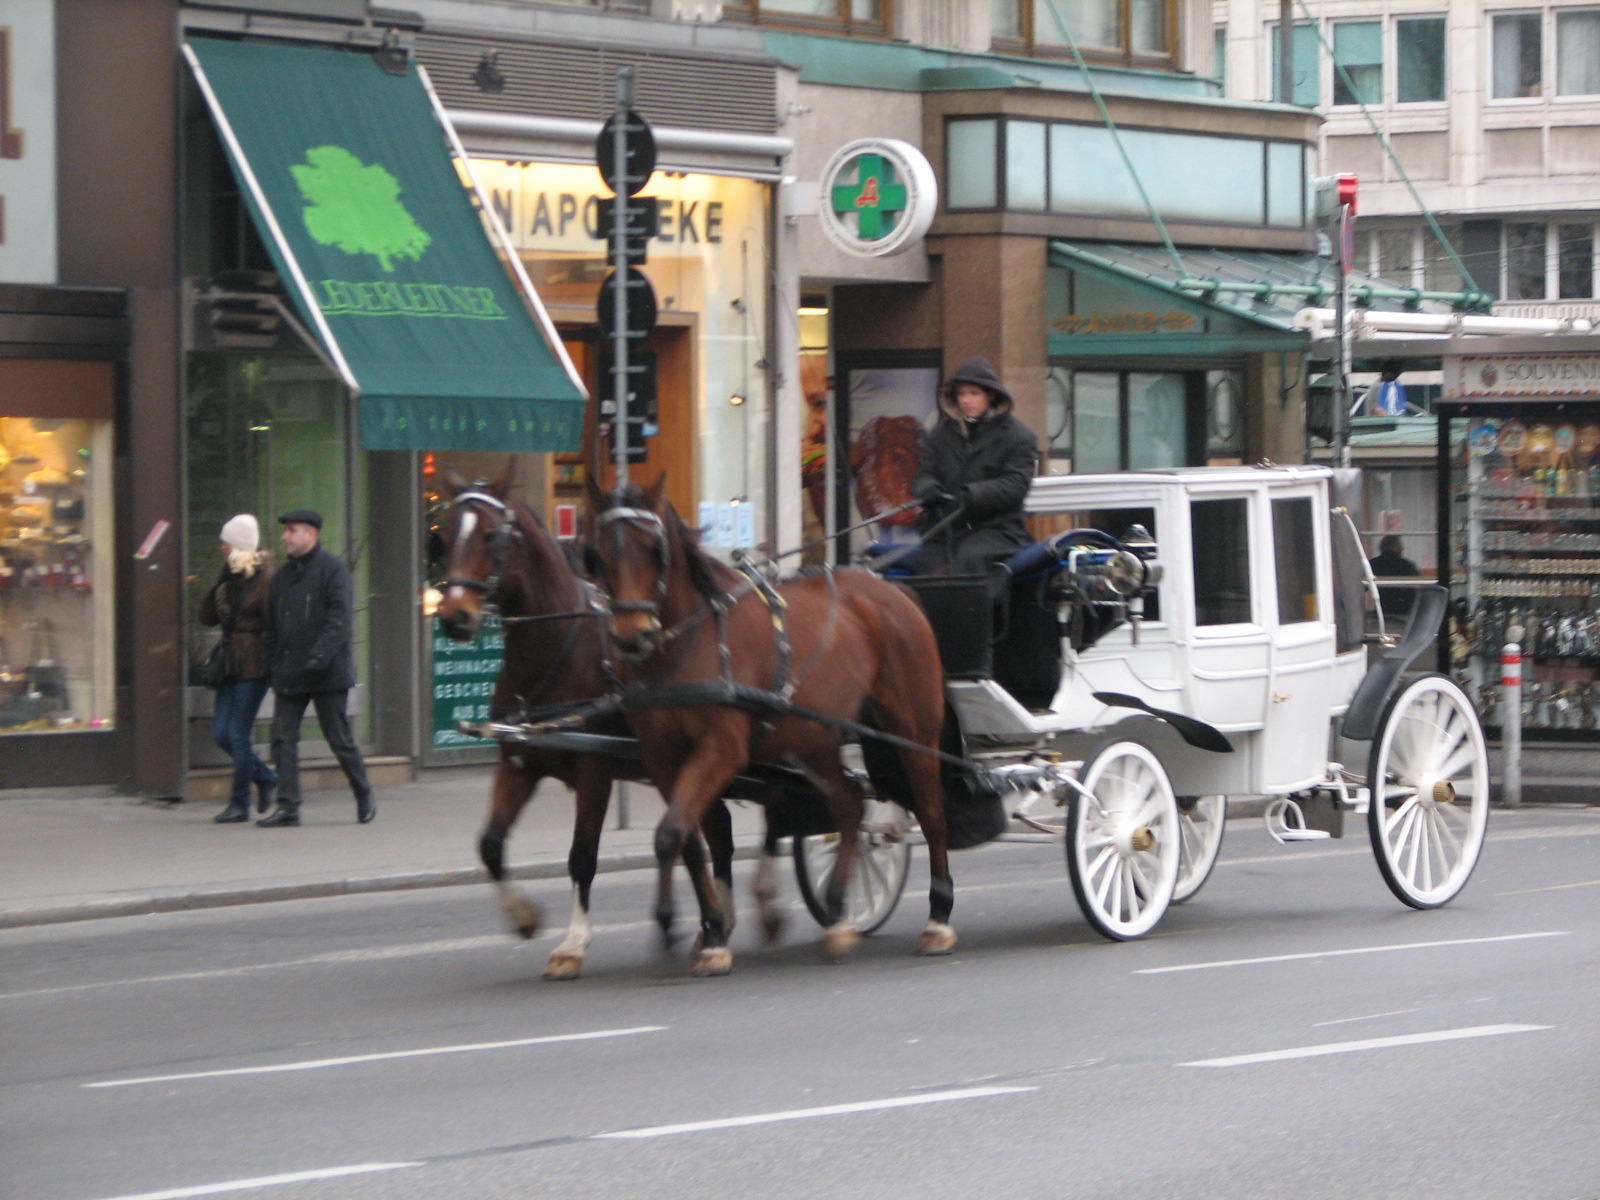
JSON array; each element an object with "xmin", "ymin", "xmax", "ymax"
[
  {"xmin": 761, "ymin": 912, "xmax": 786, "ymax": 944},
  {"xmin": 693, "ymin": 947, "xmax": 733, "ymax": 977},
  {"xmin": 504, "ymin": 897, "xmax": 542, "ymax": 940},
  {"xmin": 542, "ymin": 954, "xmax": 583, "ymax": 981},
  {"xmin": 917, "ymin": 924, "xmax": 957, "ymax": 956},
  {"xmin": 823, "ymin": 924, "xmax": 860, "ymax": 960}
]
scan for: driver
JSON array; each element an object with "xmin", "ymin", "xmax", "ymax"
[{"xmin": 911, "ymin": 356, "xmax": 1038, "ymax": 575}]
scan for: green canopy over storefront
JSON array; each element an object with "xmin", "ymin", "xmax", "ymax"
[{"xmin": 186, "ymin": 37, "xmax": 587, "ymax": 452}]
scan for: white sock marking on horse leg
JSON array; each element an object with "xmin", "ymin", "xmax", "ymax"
[{"xmin": 551, "ymin": 886, "xmax": 593, "ymax": 958}]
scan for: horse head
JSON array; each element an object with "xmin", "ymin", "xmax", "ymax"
[
  {"xmin": 585, "ymin": 473, "xmax": 680, "ymax": 662},
  {"xmin": 436, "ymin": 458, "xmax": 523, "ymax": 643}
]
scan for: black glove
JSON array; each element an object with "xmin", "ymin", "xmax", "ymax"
[{"xmin": 921, "ymin": 488, "xmax": 956, "ymax": 512}]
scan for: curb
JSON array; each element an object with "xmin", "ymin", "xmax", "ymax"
[{"xmin": 0, "ymin": 847, "xmax": 762, "ymax": 931}]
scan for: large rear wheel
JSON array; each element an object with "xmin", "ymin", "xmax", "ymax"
[
  {"xmin": 1066, "ymin": 740, "xmax": 1180, "ymax": 940},
  {"xmin": 1366, "ymin": 674, "xmax": 1489, "ymax": 909}
]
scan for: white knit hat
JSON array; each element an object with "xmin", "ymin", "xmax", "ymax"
[{"xmin": 220, "ymin": 513, "xmax": 260, "ymax": 553}]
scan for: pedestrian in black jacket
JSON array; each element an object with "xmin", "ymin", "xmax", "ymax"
[
  {"xmin": 257, "ymin": 509, "xmax": 374, "ymax": 827},
  {"xmin": 911, "ymin": 356, "xmax": 1039, "ymax": 575}
]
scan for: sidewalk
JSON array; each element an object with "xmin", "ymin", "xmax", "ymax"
[{"xmin": 0, "ymin": 768, "xmax": 766, "ymax": 930}]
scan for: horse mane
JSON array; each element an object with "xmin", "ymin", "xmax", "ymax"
[{"xmin": 614, "ymin": 481, "xmax": 734, "ymax": 602}]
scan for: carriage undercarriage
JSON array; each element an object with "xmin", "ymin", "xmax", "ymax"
[{"xmin": 463, "ymin": 466, "xmax": 1490, "ymax": 951}]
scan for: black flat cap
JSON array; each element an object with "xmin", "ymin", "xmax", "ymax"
[{"xmin": 278, "ymin": 508, "xmax": 323, "ymax": 529}]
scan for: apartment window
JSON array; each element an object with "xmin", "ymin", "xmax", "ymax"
[
  {"xmin": 1506, "ymin": 222, "xmax": 1547, "ymax": 299},
  {"xmin": 1332, "ymin": 21, "xmax": 1383, "ymax": 105},
  {"xmin": 1424, "ymin": 224, "xmax": 1465, "ymax": 292},
  {"xmin": 1376, "ymin": 227, "xmax": 1415, "ymax": 282},
  {"xmin": 1493, "ymin": 13, "xmax": 1543, "ymax": 98},
  {"xmin": 993, "ymin": 0, "xmax": 1177, "ymax": 64},
  {"xmin": 1557, "ymin": 9, "xmax": 1600, "ymax": 95},
  {"xmin": 1214, "ymin": 24, "xmax": 1227, "ymax": 93},
  {"xmin": 1269, "ymin": 22, "xmax": 1321, "ymax": 106},
  {"xmin": 1559, "ymin": 224, "xmax": 1595, "ymax": 298},
  {"xmin": 722, "ymin": 0, "xmax": 885, "ymax": 34},
  {"xmin": 1396, "ymin": 17, "xmax": 1446, "ymax": 102}
]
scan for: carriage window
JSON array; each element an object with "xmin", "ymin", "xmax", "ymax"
[
  {"xmin": 1086, "ymin": 506, "xmax": 1159, "ymax": 621},
  {"xmin": 1272, "ymin": 497, "xmax": 1319, "ymax": 624},
  {"xmin": 1190, "ymin": 498, "xmax": 1252, "ymax": 626}
]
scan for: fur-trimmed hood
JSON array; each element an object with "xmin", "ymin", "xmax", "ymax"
[{"xmin": 938, "ymin": 356, "xmax": 1013, "ymax": 422}]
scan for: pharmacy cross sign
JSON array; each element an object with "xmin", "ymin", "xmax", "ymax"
[
  {"xmin": 831, "ymin": 154, "xmax": 908, "ymax": 240},
  {"xmin": 817, "ymin": 138, "xmax": 938, "ymax": 258}
]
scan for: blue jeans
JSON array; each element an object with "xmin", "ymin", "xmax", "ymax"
[{"xmin": 212, "ymin": 677, "xmax": 275, "ymax": 805}]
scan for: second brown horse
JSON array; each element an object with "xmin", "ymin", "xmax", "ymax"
[{"xmin": 586, "ymin": 476, "xmax": 956, "ymax": 973}]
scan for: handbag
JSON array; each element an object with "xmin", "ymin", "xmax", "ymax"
[{"xmin": 201, "ymin": 640, "xmax": 228, "ymax": 690}]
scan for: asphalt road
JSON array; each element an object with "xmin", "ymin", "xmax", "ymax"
[{"xmin": 3, "ymin": 807, "xmax": 1598, "ymax": 1200}]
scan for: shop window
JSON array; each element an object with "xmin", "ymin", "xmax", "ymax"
[
  {"xmin": 1493, "ymin": 13, "xmax": 1543, "ymax": 99},
  {"xmin": 1049, "ymin": 369, "xmax": 1197, "ymax": 473},
  {"xmin": 722, "ymin": 0, "xmax": 886, "ymax": 35},
  {"xmin": 1505, "ymin": 222, "xmax": 1548, "ymax": 301},
  {"xmin": 0, "ymin": 410, "xmax": 114, "ymax": 733},
  {"xmin": 1557, "ymin": 9, "xmax": 1600, "ymax": 96},
  {"xmin": 1332, "ymin": 21, "xmax": 1383, "ymax": 106},
  {"xmin": 1559, "ymin": 224, "xmax": 1595, "ymax": 299},
  {"xmin": 1396, "ymin": 17, "xmax": 1447, "ymax": 103},
  {"xmin": 946, "ymin": 120, "xmax": 999, "ymax": 210},
  {"xmin": 1271, "ymin": 496, "xmax": 1319, "ymax": 624},
  {"xmin": 992, "ymin": 0, "xmax": 1176, "ymax": 65},
  {"xmin": 1191, "ymin": 498, "xmax": 1252, "ymax": 626}
]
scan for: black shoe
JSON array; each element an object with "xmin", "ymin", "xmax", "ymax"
[
  {"xmin": 255, "ymin": 779, "xmax": 275, "ymax": 815},
  {"xmin": 257, "ymin": 806, "xmax": 301, "ymax": 828},
  {"xmin": 356, "ymin": 792, "xmax": 376, "ymax": 824},
  {"xmin": 214, "ymin": 802, "xmax": 250, "ymax": 824}
]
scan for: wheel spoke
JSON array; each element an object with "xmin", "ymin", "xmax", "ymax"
[
  {"xmin": 1381, "ymin": 791, "xmax": 1421, "ymax": 831},
  {"xmin": 1091, "ymin": 845, "xmax": 1118, "ymax": 906}
]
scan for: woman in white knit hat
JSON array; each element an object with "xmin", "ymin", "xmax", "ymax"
[{"xmin": 199, "ymin": 514, "xmax": 276, "ymax": 823}]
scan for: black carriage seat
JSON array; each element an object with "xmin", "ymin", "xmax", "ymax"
[{"xmin": 991, "ymin": 539, "xmax": 1075, "ymax": 711}]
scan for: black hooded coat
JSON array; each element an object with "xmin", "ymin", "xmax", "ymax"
[{"xmin": 911, "ymin": 356, "xmax": 1038, "ymax": 574}]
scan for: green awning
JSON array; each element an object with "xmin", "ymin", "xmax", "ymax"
[{"xmin": 185, "ymin": 37, "xmax": 587, "ymax": 451}]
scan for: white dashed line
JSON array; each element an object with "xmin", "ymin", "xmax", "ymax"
[{"xmin": 1179, "ymin": 1024, "xmax": 1551, "ymax": 1067}]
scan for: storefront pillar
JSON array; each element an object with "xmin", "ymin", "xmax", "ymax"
[{"xmin": 935, "ymin": 234, "xmax": 1049, "ymax": 434}]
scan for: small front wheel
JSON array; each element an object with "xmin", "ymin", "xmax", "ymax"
[
  {"xmin": 793, "ymin": 799, "xmax": 912, "ymax": 934},
  {"xmin": 1173, "ymin": 795, "xmax": 1226, "ymax": 904},
  {"xmin": 1366, "ymin": 674, "xmax": 1490, "ymax": 909},
  {"xmin": 1066, "ymin": 740, "xmax": 1180, "ymax": 940}
]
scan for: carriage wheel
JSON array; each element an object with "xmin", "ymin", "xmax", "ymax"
[
  {"xmin": 1066, "ymin": 740, "xmax": 1181, "ymax": 940},
  {"xmin": 792, "ymin": 797, "xmax": 912, "ymax": 935},
  {"xmin": 1172, "ymin": 796, "xmax": 1226, "ymax": 904},
  {"xmin": 1366, "ymin": 674, "xmax": 1489, "ymax": 909}
]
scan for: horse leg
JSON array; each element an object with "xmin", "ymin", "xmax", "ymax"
[
  {"xmin": 479, "ymin": 755, "xmax": 542, "ymax": 939},
  {"xmin": 702, "ymin": 798, "xmax": 737, "ymax": 938},
  {"xmin": 653, "ymin": 753, "xmax": 738, "ymax": 975},
  {"xmin": 752, "ymin": 822, "xmax": 786, "ymax": 944},
  {"xmin": 543, "ymin": 766, "xmax": 611, "ymax": 982},
  {"xmin": 901, "ymin": 746, "xmax": 957, "ymax": 955},
  {"xmin": 808, "ymin": 754, "xmax": 866, "ymax": 960}
]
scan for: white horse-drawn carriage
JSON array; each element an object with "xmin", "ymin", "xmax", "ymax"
[{"xmin": 795, "ymin": 464, "xmax": 1490, "ymax": 941}]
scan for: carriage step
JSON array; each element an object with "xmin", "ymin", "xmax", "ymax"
[{"xmin": 1274, "ymin": 828, "xmax": 1331, "ymax": 841}]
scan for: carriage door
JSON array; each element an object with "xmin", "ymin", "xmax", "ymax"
[
  {"xmin": 1261, "ymin": 492, "xmax": 1337, "ymax": 792},
  {"xmin": 1184, "ymin": 495, "xmax": 1272, "ymax": 738}
]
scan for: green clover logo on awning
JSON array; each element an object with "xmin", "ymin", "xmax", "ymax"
[{"xmin": 291, "ymin": 145, "xmax": 432, "ymax": 272}]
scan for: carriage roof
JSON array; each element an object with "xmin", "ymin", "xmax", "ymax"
[{"xmin": 1025, "ymin": 464, "xmax": 1335, "ymax": 512}]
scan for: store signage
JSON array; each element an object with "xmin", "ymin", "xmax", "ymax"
[
  {"xmin": 817, "ymin": 138, "xmax": 937, "ymax": 258},
  {"xmin": 1054, "ymin": 311, "xmax": 1197, "ymax": 335},
  {"xmin": 0, "ymin": 6, "xmax": 56, "ymax": 283},
  {"xmin": 431, "ymin": 614, "xmax": 502, "ymax": 748},
  {"xmin": 1455, "ymin": 354, "xmax": 1600, "ymax": 397}
]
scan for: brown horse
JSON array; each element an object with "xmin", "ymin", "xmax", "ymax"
[
  {"xmin": 585, "ymin": 475, "xmax": 956, "ymax": 973},
  {"xmin": 434, "ymin": 464, "xmax": 773, "ymax": 979}
]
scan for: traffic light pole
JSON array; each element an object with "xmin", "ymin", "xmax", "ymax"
[
  {"xmin": 1334, "ymin": 201, "xmax": 1352, "ymax": 469},
  {"xmin": 610, "ymin": 69, "xmax": 633, "ymax": 486}
]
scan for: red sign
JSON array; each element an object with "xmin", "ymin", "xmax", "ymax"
[{"xmin": 554, "ymin": 504, "xmax": 577, "ymax": 540}]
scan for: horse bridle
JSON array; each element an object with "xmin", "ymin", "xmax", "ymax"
[
  {"xmin": 443, "ymin": 489, "xmax": 522, "ymax": 598},
  {"xmin": 594, "ymin": 504, "xmax": 670, "ymax": 619}
]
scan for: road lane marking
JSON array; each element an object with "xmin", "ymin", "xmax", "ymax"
[
  {"xmin": 1496, "ymin": 878, "xmax": 1600, "ymax": 896},
  {"xmin": 1179, "ymin": 1023, "xmax": 1551, "ymax": 1067},
  {"xmin": 84, "ymin": 1162, "xmax": 421, "ymax": 1200},
  {"xmin": 592, "ymin": 1085, "xmax": 1037, "ymax": 1139},
  {"xmin": 83, "ymin": 1026, "xmax": 666, "ymax": 1089},
  {"xmin": 1133, "ymin": 930, "xmax": 1570, "ymax": 975}
]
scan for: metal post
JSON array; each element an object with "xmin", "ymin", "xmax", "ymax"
[
  {"xmin": 1333, "ymin": 202, "xmax": 1352, "ymax": 469},
  {"xmin": 611, "ymin": 68, "xmax": 633, "ymax": 487},
  {"xmin": 1501, "ymin": 631, "xmax": 1523, "ymax": 808}
]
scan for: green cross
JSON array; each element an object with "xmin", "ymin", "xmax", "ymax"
[{"xmin": 831, "ymin": 154, "xmax": 908, "ymax": 241}]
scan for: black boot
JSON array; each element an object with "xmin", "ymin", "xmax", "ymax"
[
  {"xmin": 214, "ymin": 801, "xmax": 250, "ymax": 824},
  {"xmin": 356, "ymin": 791, "xmax": 376, "ymax": 824},
  {"xmin": 257, "ymin": 804, "xmax": 301, "ymax": 827}
]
